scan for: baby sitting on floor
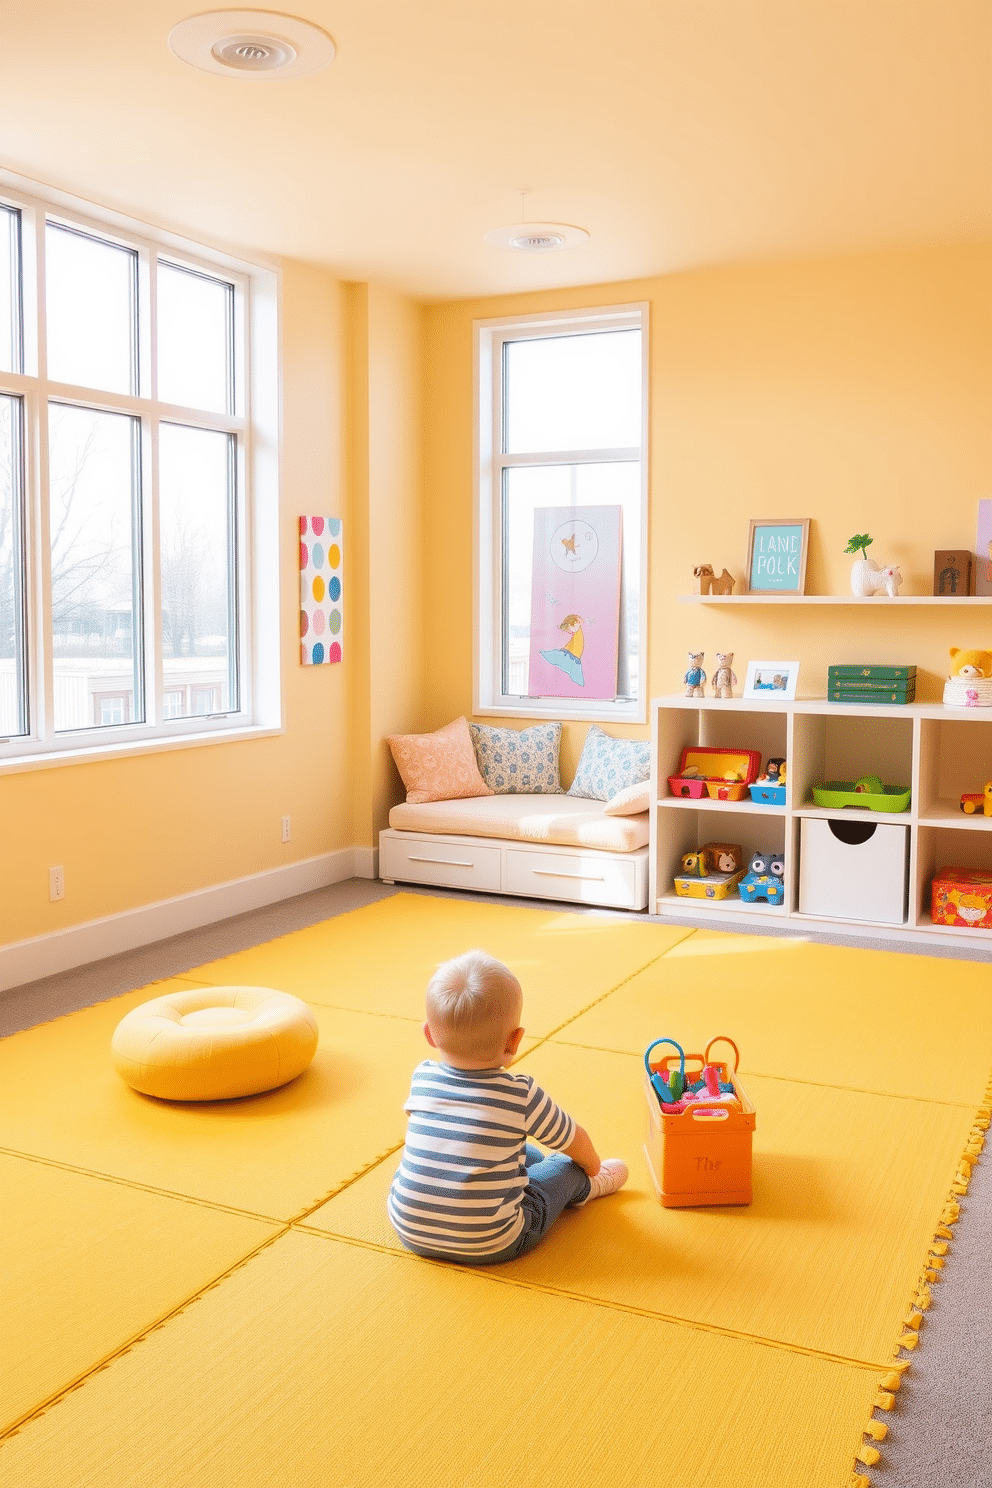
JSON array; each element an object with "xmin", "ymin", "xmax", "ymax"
[{"xmin": 387, "ymin": 948, "xmax": 628, "ymax": 1265}]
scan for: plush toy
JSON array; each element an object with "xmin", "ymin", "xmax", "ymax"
[
  {"xmin": 711, "ymin": 652, "xmax": 737, "ymax": 699},
  {"xmin": 948, "ymin": 648, "xmax": 992, "ymax": 679},
  {"xmin": 944, "ymin": 648, "xmax": 992, "ymax": 708},
  {"xmin": 683, "ymin": 652, "xmax": 706, "ymax": 698},
  {"xmin": 738, "ymin": 850, "xmax": 786, "ymax": 905}
]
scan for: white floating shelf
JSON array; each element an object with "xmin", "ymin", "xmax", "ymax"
[{"xmin": 679, "ymin": 595, "xmax": 992, "ymax": 605}]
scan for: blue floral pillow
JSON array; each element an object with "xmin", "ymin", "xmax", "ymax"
[
  {"xmin": 567, "ymin": 725, "xmax": 651, "ymax": 802},
  {"xmin": 468, "ymin": 721, "xmax": 564, "ymax": 794}
]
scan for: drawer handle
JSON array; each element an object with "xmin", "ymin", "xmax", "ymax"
[
  {"xmin": 407, "ymin": 854, "xmax": 475, "ymax": 867},
  {"xmin": 532, "ymin": 869, "xmax": 606, "ymax": 882}
]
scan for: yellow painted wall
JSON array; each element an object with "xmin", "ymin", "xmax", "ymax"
[
  {"xmin": 0, "ymin": 259, "xmax": 355, "ymax": 945},
  {"xmin": 348, "ymin": 283, "xmax": 426, "ymax": 849},
  {"xmin": 422, "ymin": 243, "xmax": 992, "ymax": 781},
  {"xmin": 3, "ymin": 240, "xmax": 989, "ymax": 950}
]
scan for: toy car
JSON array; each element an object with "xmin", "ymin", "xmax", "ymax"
[
  {"xmin": 960, "ymin": 783, "xmax": 992, "ymax": 817},
  {"xmin": 738, "ymin": 850, "xmax": 786, "ymax": 905}
]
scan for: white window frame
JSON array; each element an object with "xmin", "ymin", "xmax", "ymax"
[
  {"xmin": 474, "ymin": 302, "xmax": 649, "ymax": 724},
  {"xmin": 0, "ymin": 169, "xmax": 281, "ymax": 774}
]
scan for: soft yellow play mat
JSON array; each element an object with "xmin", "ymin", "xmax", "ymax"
[{"xmin": 1, "ymin": 893, "xmax": 989, "ymax": 1488}]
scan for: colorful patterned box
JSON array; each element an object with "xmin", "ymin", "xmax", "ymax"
[
  {"xmin": 300, "ymin": 516, "xmax": 342, "ymax": 666},
  {"xmin": 931, "ymin": 867, "xmax": 992, "ymax": 930}
]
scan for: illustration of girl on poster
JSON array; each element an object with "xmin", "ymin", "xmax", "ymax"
[
  {"xmin": 527, "ymin": 506, "xmax": 622, "ymax": 701},
  {"xmin": 540, "ymin": 613, "xmax": 586, "ymax": 686}
]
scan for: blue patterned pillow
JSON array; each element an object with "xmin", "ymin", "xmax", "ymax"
[
  {"xmin": 567, "ymin": 725, "xmax": 651, "ymax": 801},
  {"xmin": 468, "ymin": 721, "xmax": 564, "ymax": 794}
]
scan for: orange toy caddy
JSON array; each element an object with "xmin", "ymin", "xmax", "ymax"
[
  {"xmin": 667, "ymin": 746, "xmax": 762, "ymax": 802},
  {"xmin": 643, "ymin": 1036, "xmax": 755, "ymax": 1207}
]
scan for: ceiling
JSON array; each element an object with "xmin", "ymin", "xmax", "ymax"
[{"xmin": 0, "ymin": 0, "xmax": 988, "ymax": 300}]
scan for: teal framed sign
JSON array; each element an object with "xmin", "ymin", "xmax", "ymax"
[{"xmin": 745, "ymin": 518, "xmax": 810, "ymax": 594}]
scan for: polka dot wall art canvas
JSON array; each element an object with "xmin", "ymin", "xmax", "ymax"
[{"xmin": 299, "ymin": 517, "xmax": 343, "ymax": 665}]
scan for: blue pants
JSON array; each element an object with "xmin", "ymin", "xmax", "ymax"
[{"xmin": 401, "ymin": 1143, "xmax": 592, "ymax": 1267}]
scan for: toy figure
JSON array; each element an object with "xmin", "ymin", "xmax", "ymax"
[
  {"xmin": 683, "ymin": 652, "xmax": 706, "ymax": 698},
  {"xmin": 693, "ymin": 565, "xmax": 735, "ymax": 596},
  {"xmin": 757, "ymin": 757, "xmax": 786, "ymax": 785},
  {"xmin": 706, "ymin": 842, "xmax": 744, "ymax": 873},
  {"xmin": 680, "ymin": 848, "xmax": 712, "ymax": 877},
  {"xmin": 711, "ymin": 652, "xmax": 736, "ymax": 699},
  {"xmin": 738, "ymin": 850, "xmax": 786, "ymax": 906}
]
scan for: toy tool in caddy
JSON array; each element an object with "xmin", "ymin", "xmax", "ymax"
[
  {"xmin": 667, "ymin": 746, "xmax": 762, "ymax": 802},
  {"xmin": 643, "ymin": 1037, "xmax": 755, "ymax": 1207}
]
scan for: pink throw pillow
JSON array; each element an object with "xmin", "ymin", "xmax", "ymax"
[{"xmin": 387, "ymin": 717, "xmax": 494, "ymax": 805}]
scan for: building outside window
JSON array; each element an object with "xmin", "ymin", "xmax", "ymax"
[
  {"xmin": 97, "ymin": 694, "xmax": 128, "ymax": 727},
  {"xmin": 475, "ymin": 305, "xmax": 648, "ymax": 723},
  {"xmin": 0, "ymin": 175, "xmax": 279, "ymax": 763}
]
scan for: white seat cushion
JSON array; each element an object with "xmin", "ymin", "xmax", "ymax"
[
  {"xmin": 388, "ymin": 794, "xmax": 648, "ymax": 853},
  {"xmin": 111, "ymin": 986, "xmax": 318, "ymax": 1102}
]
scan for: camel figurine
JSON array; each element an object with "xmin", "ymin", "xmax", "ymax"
[{"xmin": 693, "ymin": 564, "xmax": 735, "ymax": 596}]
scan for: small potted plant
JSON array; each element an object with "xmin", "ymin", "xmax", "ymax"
[{"xmin": 845, "ymin": 533, "xmax": 878, "ymax": 596}]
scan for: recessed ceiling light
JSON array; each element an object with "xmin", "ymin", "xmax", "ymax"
[
  {"xmin": 169, "ymin": 10, "xmax": 335, "ymax": 79},
  {"xmin": 484, "ymin": 222, "xmax": 589, "ymax": 253}
]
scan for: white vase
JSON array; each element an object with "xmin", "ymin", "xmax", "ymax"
[{"xmin": 850, "ymin": 557, "xmax": 879, "ymax": 596}]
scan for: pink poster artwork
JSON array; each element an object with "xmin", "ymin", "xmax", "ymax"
[
  {"xmin": 977, "ymin": 499, "xmax": 992, "ymax": 597},
  {"xmin": 527, "ymin": 505, "xmax": 623, "ymax": 700}
]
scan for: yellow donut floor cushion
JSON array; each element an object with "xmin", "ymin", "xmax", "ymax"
[{"xmin": 111, "ymin": 986, "xmax": 319, "ymax": 1101}]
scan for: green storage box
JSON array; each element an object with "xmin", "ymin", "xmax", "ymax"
[
  {"xmin": 811, "ymin": 777, "xmax": 911, "ymax": 812},
  {"xmin": 827, "ymin": 687, "xmax": 916, "ymax": 705},
  {"xmin": 828, "ymin": 664, "xmax": 917, "ymax": 682}
]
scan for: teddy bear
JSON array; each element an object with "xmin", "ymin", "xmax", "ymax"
[
  {"xmin": 944, "ymin": 648, "xmax": 992, "ymax": 708},
  {"xmin": 948, "ymin": 648, "xmax": 992, "ymax": 679},
  {"xmin": 683, "ymin": 652, "xmax": 706, "ymax": 698},
  {"xmin": 711, "ymin": 652, "xmax": 737, "ymax": 699}
]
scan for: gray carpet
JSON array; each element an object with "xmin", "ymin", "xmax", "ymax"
[{"xmin": 1, "ymin": 879, "xmax": 989, "ymax": 1486}]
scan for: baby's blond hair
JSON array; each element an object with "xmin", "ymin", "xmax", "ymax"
[{"xmin": 425, "ymin": 949, "xmax": 522, "ymax": 1062}]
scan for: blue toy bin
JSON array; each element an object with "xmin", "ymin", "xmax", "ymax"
[{"xmin": 748, "ymin": 783, "xmax": 786, "ymax": 806}]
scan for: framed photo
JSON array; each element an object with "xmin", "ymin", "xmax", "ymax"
[
  {"xmin": 743, "ymin": 661, "xmax": 801, "ymax": 701},
  {"xmin": 745, "ymin": 518, "xmax": 810, "ymax": 595}
]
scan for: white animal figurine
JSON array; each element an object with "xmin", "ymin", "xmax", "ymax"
[
  {"xmin": 683, "ymin": 652, "xmax": 706, "ymax": 698},
  {"xmin": 711, "ymin": 652, "xmax": 737, "ymax": 699},
  {"xmin": 851, "ymin": 559, "xmax": 903, "ymax": 598}
]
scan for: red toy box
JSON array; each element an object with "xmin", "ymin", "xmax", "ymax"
[
  {"xmin": 931, "ymin": 867, "xmax": 992, "ymax": 929},
  {"xmin": 667, "ymin": 746, "xmax": 762, "ymax": 803}
]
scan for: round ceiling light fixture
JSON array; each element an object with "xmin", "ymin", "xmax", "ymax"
[
  {"xmin": 168, "ymin": 10, "xmax": 335, "ymax": 79},
  {"xmin": 484, "ymin": 221, "xmax": 589, "ymax": 253}
]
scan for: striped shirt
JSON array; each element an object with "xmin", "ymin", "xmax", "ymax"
[{"xmin": 387, "ymin": 1061, "xmax": 577, "ymax": 1257}]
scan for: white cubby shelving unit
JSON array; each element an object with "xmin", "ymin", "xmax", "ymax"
[{"xmin": 650, "ymin": 694, "xmax": 992, "ymax": 949}]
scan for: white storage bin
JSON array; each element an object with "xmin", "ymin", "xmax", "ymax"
[{"xmin": 799, "ymin": 817, "xmax": 909, "ymax": 925}]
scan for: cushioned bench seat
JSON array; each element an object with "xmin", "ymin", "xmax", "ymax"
[
  {"xmin": 380, "ymin": 794, "xmax": 649, "ymax": 911},
  {"xmin": 388, "ymin": 794, "xmax": 649, "ymax": 853}
]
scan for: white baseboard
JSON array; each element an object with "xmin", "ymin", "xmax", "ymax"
[
  {"xmin": 353, "ymin": 845, "xmax": 379, "ymax": 880},
  {"xmin": 0, "ymin": 848, "xmax": 362, "ymax": 993}
]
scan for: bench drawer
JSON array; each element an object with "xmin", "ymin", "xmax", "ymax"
[
  {"xmin": 504, "ymin": 847, "xmax": 644, "ymax": 909},
  {"xmin": 379, "ymin": 832, "xmax": 503, "ymax": 892}
]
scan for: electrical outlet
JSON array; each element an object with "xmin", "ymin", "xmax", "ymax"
[
  {"xmin": 49, "ymin": 865, "xmax": 65, "ymax": 902},
  {"xmin": 281, "ymin": 815, "xmax": 291, "ymax": 843}
]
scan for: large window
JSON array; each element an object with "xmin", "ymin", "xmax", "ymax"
[
  {"xmin": 0, "ymin": 179, "xmax": 277, "ymax": 762},
  {"xmin": 476, "ymin": 306, "xmax": 647, "ymax": 722}
]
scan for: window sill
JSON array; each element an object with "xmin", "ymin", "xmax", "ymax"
[
  {"xmin": 0, "ymin": 722, "xmax": 284, "ymax": 775},
  {"xmin": 475, "ymin": 699, "xmax": 646, "ymax": 725}
]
